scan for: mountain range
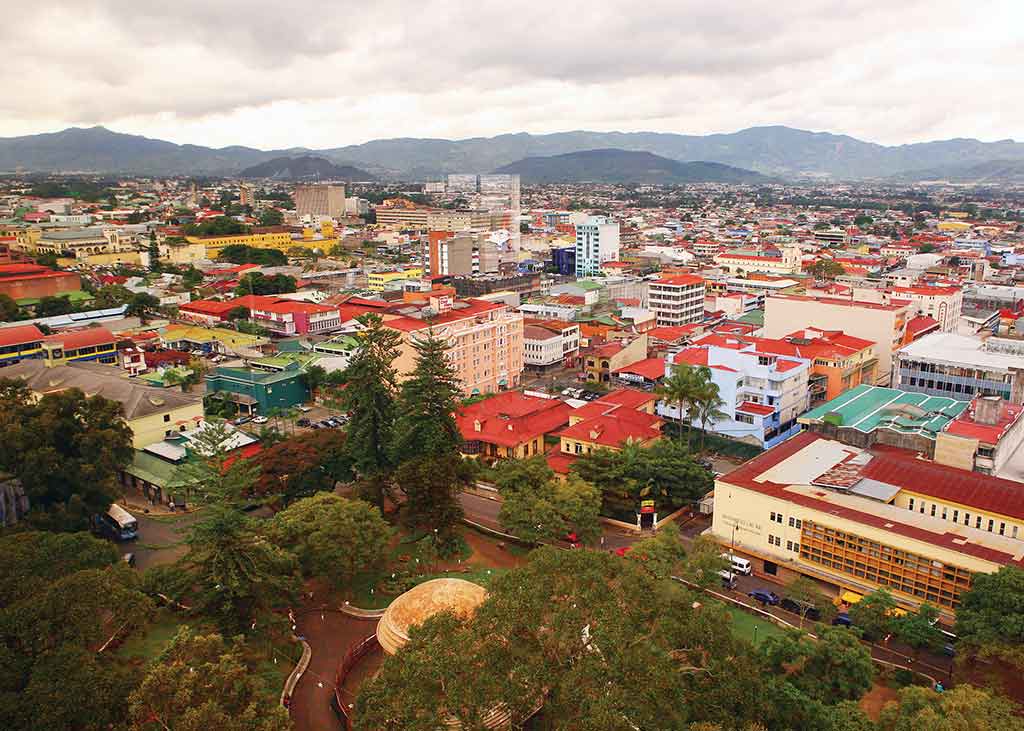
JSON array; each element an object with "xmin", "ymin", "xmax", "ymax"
[
  {"xmin": 495, "ymin": 149, "xmax": 767, "ymax": 184},
  {"xmin": 1, "ymin": 125, "xmax": 1023, "ymax": 182},
  {"xmin": 239, "ymin": 155, "xmax": 374, "ymax": 181}
]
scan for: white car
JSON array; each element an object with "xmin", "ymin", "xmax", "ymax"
[{"xmin": 251, "ymin": 415, "xmax": 269, "ymax": 424}]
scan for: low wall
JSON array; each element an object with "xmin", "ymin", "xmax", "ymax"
[
  {"xmin": 280, "ymin": 636, "xmax": 311, "ymax": 707},
  {"xmin": 333, "ymin": 633, "xmax": 381, "ymax": 730}
]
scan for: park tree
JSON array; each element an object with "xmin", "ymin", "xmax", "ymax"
[
  {"xmin": 669, "ymin": 534, "xmax": 730, "ymax": 588},
  {"xmin": 128, "ymin": 628, "xmax": 291, "ymax": 731},
  {"xmin": 782, "ymin": 575, "xmax": 833, "ymax": 628},
  {"xmin": 760, "ymin": 627, "xmax": 874, "ymax": 703},
  {"xmin": 356, "ymin": 547, "xmax": 775, "ymax": 731},
  {"xmin": 626, "ymin": 522, "xmax": 689, "ymax": 580},
  {"xmin": 127, "ymin": 292, "xmax": 161, "ymax": 322},
  {"xmin": 218, "ymin": 244, "xmax": 287, "ymax": 266},
  {"xmin": 395, "ymin": 453, "xmax": 468, "ymax": 554},
  {"xmin": 847, "ymin": 588, "xmax": 898, "ymax": 641},
  {"xmin": 0, "ymin": 531, "xmax": 119, "ymax": 609},
  {"xmin": 270, "ymin": 493, "xmax": 392, "ymax": 589},
  {"xmin": 259, "ymin": 207, "xmax": 284, "ymax": 226},
  {"xmin": 235, "ymin": 272, "xmax": 296, "ymax": 295},
  {"xmin": 92, "ymin": 283, "xmax": 134, "ymax": 308},
  {"xmin": 392, "ymin": 332, "xmax": 462, "ymax": 462},
  {"xmin": 490, "ymin": 455, "xmax": 555, "ymax": 493},
  {"xmin": 179, "ymin": 507, "xmax": 299, "ymax": 633},
  {"xmin": 893, "ymin": 603, "xmax": 944, "ymax": 658},
  {"xmin": 338, "ymin": 314, "xmax": 402, "ymax": 509},
  {"xmin": 0, "ymin": 381, "xmax": 133, "ymax": 529},
  {"xmin": 35, "ymin": 295, "xmax": 75, "ymax": 317},
  {"xmin": 878, "ymin": 684, "xmax": 1024, "ymax": 731},
  {"xmin": 498, "ymin": 473, "xmax": 601, "ymax": 545},
  {"xmin": 252, "ymin": 429, "xmax": 353, "ymax": 504},
  {"xmin": 226, "ymin": 305, "xmax": 251, "ymax": 321},
  {"xmin": 955, "ymin": 565, "xmax": 1024, "ymax": 668}
]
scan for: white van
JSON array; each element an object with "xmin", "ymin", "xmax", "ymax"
[{"xmin": 720, "ymin": 552, "xmax": 752, "ymax": 576}]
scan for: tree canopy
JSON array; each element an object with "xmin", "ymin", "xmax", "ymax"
[
  {"xmin": 392, "ymin": 332, "xmax": 463, "ymax": 462},
  {"xmin": 217, "ymin": 244, "xmax": 287, "ymax": 266},
  {"xmin": 0, "ymin": 380, "xmax": 133, "ymax": 529},
  {"xmin": 955, "ymin": 565, "xmax": 1024, "ymax": 668}
]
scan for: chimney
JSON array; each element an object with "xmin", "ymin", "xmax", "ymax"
[{"xmin": 974, "ymin": 396, "xmax": 1003, "ymax": 426}]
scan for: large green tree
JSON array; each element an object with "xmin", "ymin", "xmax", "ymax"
[
  {"xmin": 269, "ymin": 493, "xmax": 392, "ymax": 589},
  {"xmin": 179, "ymin": 507, "xmax": 299, "ymax": 633},
  {"xmin": 0, "ymin": 381, "xmax": 133, "ymax": 528},
  {"xmin": 878, "ymin": 684, "xmax": 1024, "ymax": 731},
  {"xmin": 175, "ymin": 420, "xmax": 261, "ymax": 507},
  {"xmin": 760, "ymin": 627, "xmax": 874, "ymax": 703},
  {"xmin": 338, "ymin": 314, "xmax": 402, "ymax": 509},
  {"xmin": 848, "ymin": 589, "xmax": 898, "ymax": 641},
  {"xmin": 0, "ymin": 531, "xmax": 119, "ymax": 609},
  {"xmin": 395, "ymin": 454, "xmax": 469, "ymax": 554},
  {"xmin": 0, "ymin": 293, "xmax": 22, "ymax": 321},
  {"xmin": 128, "ymin": 628, "xmax": 291, "ymax": 731},
  {"xmin": 955, "ymin": 565, "xmax": 1024, "ymax": 668},
  {"xmin": 498, "ymin": 472, "xmax": 601, "ymax": 545},
  {"xmin": 392, "ymin": 331, "xmax": 462, "ymax": 462},
  {"xmin": 251, "ymin": 429, "xmax": 353, "ymax": 505}
]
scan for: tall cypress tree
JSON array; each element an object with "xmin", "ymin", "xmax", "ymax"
[
  {"xmin": 392, "ymin": 331, "xmax": 462, "ymax": 462},
  {"xmin": 338, "ymin": 315, "xmax": 401, "ymax": 509}
]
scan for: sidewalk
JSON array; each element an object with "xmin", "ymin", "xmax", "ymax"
[{"xmin": 119, "ymin": 495, "xmax": 198, "ymax": 517}]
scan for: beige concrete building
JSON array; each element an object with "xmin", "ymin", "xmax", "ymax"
[
  {"xmin": 294, "ymin": 184, "xmax": 346, "ymax": 220},
  {"xmin": 712, "ymin": 431, "xmax": 1024, "ymax": 618},
  {"xmin": 763, "ymin": 295, "xmax": 908, "ymax": 385}
]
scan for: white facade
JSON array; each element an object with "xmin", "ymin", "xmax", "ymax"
[
  {"xmin": 649, "ymin": 276, "xmax": 705, "ymax": 327},
  {"xmin": 575, "ymin": 216, "xmax": 620, "ymax": 277}
]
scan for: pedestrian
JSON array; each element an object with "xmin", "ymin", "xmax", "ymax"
[{"xmin": 168, "ymin": 498, "xmax": 175, "ymax": 512}]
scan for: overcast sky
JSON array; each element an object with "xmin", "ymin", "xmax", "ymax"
[{"xmin": 1, "ymin": 0, "xmax": 1019, "ymax": 150}]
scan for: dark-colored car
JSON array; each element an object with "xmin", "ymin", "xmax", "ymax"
[
  {"xmin": 297, "ymin": 418, "xmax": 311, "ymax": 427},
  {"xmin": 233, "ymin": 416, "xmax": 251, "ymax": 425},
  {"xmin": 748, "ymin": 589, "xmax": 780, "ymax": 606},
  {"xmin": 832, "ymin": 613, "xmax": 852, "ymax": 627},
  {"xmin": 779, "ymin": 597, "xmax": 821, "ymax": 621}
]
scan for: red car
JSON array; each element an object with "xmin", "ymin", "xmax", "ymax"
[{"xmin": 615, "ymin": 546, "xmax": 632, "ymax": 557}]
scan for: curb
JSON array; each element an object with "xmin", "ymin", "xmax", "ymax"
[
  {"xmin": 339, "ymin": 604, "xmax": 387, "ymax": 619},
  {"xmin": 281, "ymin": 636, "xmax": 311, "ymax": 708}
]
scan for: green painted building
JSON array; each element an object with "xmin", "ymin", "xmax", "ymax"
[{"xmin": 205, "ymin": 361, "xmax": 309, "ymax": 414}]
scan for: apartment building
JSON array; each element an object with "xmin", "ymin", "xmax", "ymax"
[
  {"xmin": 658, "ymin": 339, "xmax": 810, "ymax": 448},
  {"xmin": 852, "ymin": 285, "xmax": 963, "ymax": 332},
  {"xmin": 575, "ymin": 216, "xmax": 620, "ymax": 277},
  {"xmin": 711, "ymin": 431, "xmax": 1024, "ymax": 617},
  {"xmin": 294, "ymin": 184, "xmax": 346, "ymax": 219},
  {"xmin": 383, "ymin": 296, "xmax": 525, "ymax": 396},
  {"xmin": 366, "ymin": 268, "xmax": 423, "ymax": 291},
  {"xmin": 649, "ymin": 274, "xmax": 705, "ymax": 327},
  {"xmin": 522, "ymin": 319, "xmax": 580, "ymax": 370},
  {"xmin": 763, "ymin": 295, "xmax": 909, "ymax": 385},
  {"xmin": 892, "ymin": 332, "xmax": 1024, "ymax": 403}
]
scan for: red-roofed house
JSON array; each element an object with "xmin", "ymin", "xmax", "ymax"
[
  {"xmin": 456, "ymin": 391, "xmax": 572, "ymax": 459},
  {"xmin": 613, "ymin": 357, "xmax": 665, "ymax": 387},
  {"xmin": 583, "ymin": 334, "xmax": 648, "ymax": 384}
]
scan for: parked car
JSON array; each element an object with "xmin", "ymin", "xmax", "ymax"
[
  {"xmin": 297, "ymin": 418, "xmax": 311, "ymax": 427},
  {"xmin": 718, "ymin": 569, "xmax": 738, "ymax": 590},
  {"xmin": 251, "ymin": 415, "xmax": 269, "ymax": 424},
  {"xmin": 832, "ymin": 613, "xmax": 852, "ymax": 627},
  {"xmin": 298, "ymin": 405, "xmax": 313, "ymax": 412},
  {"xmin": 325, "ymin": 417, "xmax": 341, "ymax": 427},
  {"xmin": 779, "ymin": 597, "xmax": 821, "ymax": 621},
  {"xmin": 309, "ymin": 423, "xmax": 322, "ymax": 429},
  {"xmin": 615, "ymin": 545, "xmax": 631, "ymax": 557},
  {"xmin": 748, "ymin": 589, "xmax": 780, "ymax": 606},
  {"xmin": 565, "ymin": 532, "xmax": 581, "ymax": 548},
  {"xmin": 233, "ymin": 416, "xmax": 251, "ymax": 426}
]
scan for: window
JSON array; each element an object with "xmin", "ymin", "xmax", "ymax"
[
  {"xmin": 164, "ymin": 414, "xmax": 171, "ymax": 422},
  {"xmin": 976, "ymin": 516, "xmax": 983, "ymax": 529},
  {"xmin": 987, "ymin": 518, "xmax": 993, "ymax": 532},
  {"xmin": 908, "ymin": 498, "xmax": 915, "ymax": 511},
  {"xmin": 931, "ymin": 504, "xmax": 937, "ymax": 517},
  {"xmin": 942, "ymin": 507, "xmax": 947, "ymax": 520},
  {"xmin": 953, "ymin": 510, "xmax": 959, "ymax": 523},
  {"xmin": 788, "ymin": 516, "xmax": 802, "ymax": 528},
  {"xmin": 964, "ymin": 512, "xmax": 970, "ymax": 526},
  {"xmin": 770, "ymin": 512, "xmax": 783, "ymax": 524},
  {"xmin": 999, "ymin": 523, "xmax": 1006, "ymax": 536}
]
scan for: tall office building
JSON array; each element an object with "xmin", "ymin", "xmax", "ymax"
[
  {"xmin": 574, "ymin": 216, "xmax": 620, "ymax": 277},
  {"xmin": 294, "ymin": 184, "xmax": 346, "ymax": 219},
  {"xmin": 239, "ymin": 184, "xmax": 255, "ymax": 207}
]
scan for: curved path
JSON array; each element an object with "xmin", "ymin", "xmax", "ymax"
[{"xmin": 290, "ymin": 606, "xmax": 378, "ymax": 731}]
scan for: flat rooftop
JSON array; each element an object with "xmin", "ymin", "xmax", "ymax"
[{"xmin": 897, "ymin": 332, "xmax": 1024, "ymax": 372}]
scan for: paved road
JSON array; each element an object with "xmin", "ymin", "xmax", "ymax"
[{"xmin": 118, "ymin": 511, "xmax": 198, "ymax": 571}]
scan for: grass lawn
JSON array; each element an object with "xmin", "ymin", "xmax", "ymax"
[
  {"xmin": 721, "ymin": 603, "xmax": 787, "ymax": 646},
  {"xmin": 115, "ymin": 612, "xmax": 186, "ymax": 663}
]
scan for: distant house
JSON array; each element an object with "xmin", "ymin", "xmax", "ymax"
[{"xmin": 205, "ymin": 362, "xmax": 309, "ymax": 415}]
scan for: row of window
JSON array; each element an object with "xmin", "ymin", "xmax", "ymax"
[{"xmin": 906, "ymin": 497, "xmax": 1018, "ymax": 538}]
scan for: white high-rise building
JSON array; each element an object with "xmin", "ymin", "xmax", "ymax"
[{"xmin": 574, "ymin": 216, "xmax": 620, "ymax": 277}]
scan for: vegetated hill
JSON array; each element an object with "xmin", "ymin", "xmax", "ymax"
[
  {"xmin": 0, "ymin": 126, "xmax": 285, "ymax": 174},
  {"xmin": 3, "ymin": 124, "xmax": 1024, "ymax": 180},
  {"xmin": 889, "ymin": 158, "xmax": 1024, "ymax": 184},
  {"xmin": 493, "ymin": 148, "xmax": 768, "ymax": 184},
  {"xmin": 238, "ymin": 155, "xmax": 374, "ymax": 181}
]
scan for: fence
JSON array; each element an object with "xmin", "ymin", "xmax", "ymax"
[{"xmin": 332, "ymin": 633, "xmax": 381, "ymax": 730}]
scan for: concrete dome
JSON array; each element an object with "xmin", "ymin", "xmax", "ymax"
[{"xmin": 377, "ymin": 578, "xmax": 487, "ymax": 656}]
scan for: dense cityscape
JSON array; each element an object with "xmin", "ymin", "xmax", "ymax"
[{"xmin": 4, "ymin": 1, "xmax": 1024, "ymax": 729}]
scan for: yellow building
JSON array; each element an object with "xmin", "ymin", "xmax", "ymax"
[
  {"xmin": 937, "ymin": 220, "xmax": 973, "ymax": 232},
  {"xmin": 711, "ymin": 431, "xmax": 1024, "ymax": 619},
  {"xmin": 367, "ymin": 268, "xmax": 423, "ymax": 291},
  {"xmin": 1, "ymin": 357, "xmax": 204, "ymax": 448},
  {"xmin": 189, "ymin": 229, "xmax": 295, "ymax": 258}
]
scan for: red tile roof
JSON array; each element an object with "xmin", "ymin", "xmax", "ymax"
[
  {"xmin": 736, "ymin": 401, "xmax": 775, "ymax": 416},
  {"xmin": 558, "ymin": 412, "xmax": 662, "ymax": 448},
  {"xmin": 44, "ymin": 327, "xmax": 116, "ymax": 350},
  {"xmin": 0, "ymin": 324, "xmax": 44, "ymax": 347},
  {"xmin": 944, "ymin": 399, "xmax": 1024, "ymax": 445},
  {"xmin": 456, "ymin": 392, "xmax": 571, "ymax": 448},
  {"xmin": 613, "ymin": 357, "xmax": 665, "ymax": 380},
  {"xmin": 655, "ymin": 274, "xmax": 704, "ymax": 287}
]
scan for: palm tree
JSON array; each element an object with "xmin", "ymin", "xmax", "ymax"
[
  {"xmin": 691, "ymin": 369, "xmax": 726, "ymax": 454},
  {"xmin": 657, "ymin": 365, "xmax": 698, "ymax": 446}
]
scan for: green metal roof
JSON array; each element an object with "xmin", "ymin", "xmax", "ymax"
[
  {"xmin": 736, "ymin": 309, "xmax": 764, "ymax": 326},
  {"xmin": 800, "ymin": 384, "xmax": 968, "ymax": 439},
  {"xmin": 124, "ymin": 450, "xmax": 184, "ymax": 489}
]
